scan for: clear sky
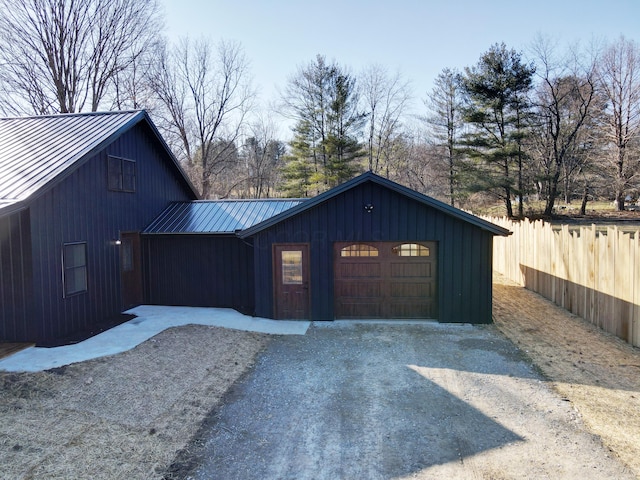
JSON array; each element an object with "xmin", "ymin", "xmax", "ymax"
[{"xmin": 162, "ymin": 0, "xmax": 640, "ymax": 114}]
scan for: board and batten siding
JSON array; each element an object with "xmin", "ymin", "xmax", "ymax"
[
  {"xmin": 0, "ymin": 210, "xmax": 33, "ymax": 341},
  {"xmin": 251, "ymin": 181, "xmax": 494, "ymax": 323},
  {"xmin": 24, "ymin": 122, "xmax": 194, "ymax": 344},
  {"xmin": 143, "ymin": 235, "xmax": 255, "ymax": 315}
]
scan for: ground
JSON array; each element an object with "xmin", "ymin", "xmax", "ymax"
[
  {"xmin": 0, "ymin": 327, "xmax": 269, "ymax": 479},
  {"xmin": 493, "ymin": 273, "xmax": 640, "ymax": 476},
  {"xmin": 0, "ymin": 276, "xmax": 639, "ymax": 479}
]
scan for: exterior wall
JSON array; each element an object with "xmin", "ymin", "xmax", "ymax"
[
  {"xmin": 26, "ymin": 122, "xmax": 194, "ymax": 344},
  {"xmin": 0, "ymin": 210, "xmax": 33, "ymax": 341},
  {"xmin": 142, "ymin": 235, "xmax": 254, "ymax": 315},
  {"xmin": 252, "ymin": 181, "xmax": 495, "ymax": 323}
]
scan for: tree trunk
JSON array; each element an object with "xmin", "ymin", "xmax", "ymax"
[
  {"xmin": 580, "ymin": 185, "xmax": 589, "ymax": 215},
  {"xmin": 543, "ymin": 170, "xmax": 562, "ymax": 216},
  {"xmin": 449, "ymin": 148, "xmax": 455, "ymax": 207},
  {"xmin": 504, "ymin": 187, "xmax": 514, "ymax": 218},
  {"xmin": 564, "ymin": 174, "xmax": 571, "ymax": 204}
]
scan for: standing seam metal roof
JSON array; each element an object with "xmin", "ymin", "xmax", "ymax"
[
  {"xmin": 143, "ymin": 199, "xmax": 306, "ymax": 234},
  {"xmin": 0, "ymin": 110, "xmax": 197, "ymax": 215}
]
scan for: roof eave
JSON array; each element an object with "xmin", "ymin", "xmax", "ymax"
[{"xmin": 0, "ymin": 200, "xmax": 27, "ymax": 217}]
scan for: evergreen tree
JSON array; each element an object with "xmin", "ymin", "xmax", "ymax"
[
  {"xmin": 282, "ymin": 55, "xmax": 366, "ymax": 196},
  {"xmin": 281, "ymin": 120, "xmax": 314, "ymax": 197},
  {"xmin": 460, "ymin": 43, "xmax": 535, "ymax": 218}
]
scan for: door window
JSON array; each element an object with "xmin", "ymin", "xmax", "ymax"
[
  {"xmin": 121, "ymin": 238, "xmax": 133, "ymax": 272},
  {"xmin": 281, "ymin": 250, "xmax": 303, "ymax": 284}
]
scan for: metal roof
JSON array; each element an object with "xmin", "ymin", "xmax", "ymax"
[
  {"xmin": 0, "ymin": 110, "xmax": 197, "ymax": 215},
  {"xmin": 239, "ymin": 172, "xmax": 511, "ymax": 237},
  {"xmin": 143, "ymin": 199, "xmax": 306, "ymax": 234}
]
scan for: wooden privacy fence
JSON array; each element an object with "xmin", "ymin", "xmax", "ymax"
[{"xmin": 485, "ymin": 216, "xmax": 640, "ymax": 347}]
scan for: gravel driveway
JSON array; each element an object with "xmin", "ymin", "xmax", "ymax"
[{"xmin": 184, "ymin": 321, "xmax": 633, "ymax": 480}]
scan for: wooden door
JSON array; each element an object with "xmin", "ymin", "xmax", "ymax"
[
  {"xmin": 334, "ymin": 241, "xmax": 437, "ymax": 319},
  {"xmin": 120, "ymin": 232, "xmax": 143, "ymax": 309},
  {"xmin": 273, "ymin": 244, "xmax": 310, "ymax": 319}
]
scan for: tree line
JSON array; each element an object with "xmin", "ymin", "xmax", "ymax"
[{"xmin": 1, "ymin": 0, "xmax": 638, "ymax": 217}]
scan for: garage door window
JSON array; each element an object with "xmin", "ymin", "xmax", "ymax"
[
  {"xmin": 392, "ymin": 243, "xmax": 430, "ymax": 257},
  {"xmin": 341, "ymin": 244, "xmax": 379, "ymax": 257}
]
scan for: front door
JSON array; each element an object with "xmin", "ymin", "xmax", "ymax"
[
  {"xmin": 273, "ymin": 244, "xmax": 310, "ymax": 319},
  {"xmin": 120, "ymin": 232, "xmax": 143, "ymax": 309}
]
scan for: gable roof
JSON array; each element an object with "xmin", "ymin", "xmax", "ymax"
[
  {"xmin": 143, "ymin": 199, "xmax": 306, "ymax": 234},
  {"xmin": 238, "ymin": 172, "xmax": 511, "ymax": 237},
  {"xmin": 0, "ymin": 110, "xmax": 198, "ymax": 216}
]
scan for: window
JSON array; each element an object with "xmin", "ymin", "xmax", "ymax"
[
  {"xmin": 63, "ymin": 242, "xmax": 87, "ymax": 296},
  {"xmin": 281, "ymin": 250, "xmax": 303, "ymax": 284},
  {"xmin": 392, "ymin": 243, "xmax": 430, "ymax": 257},
  {"xmin": 340, "ymin": 244, "xmax": 379, "ymax": 257},
  {"xmin": 108, "ymin": 156, "xmax": 136, "ymax": 192}
]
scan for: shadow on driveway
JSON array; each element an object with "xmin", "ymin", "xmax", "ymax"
[{"xmin": 175, "ymin": 322, "xmax": 633, "ymax": 480}]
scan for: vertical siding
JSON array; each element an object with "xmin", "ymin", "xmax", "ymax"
[
  {"xmin": 0, "ymin": 210, "xmax": 33, "ymax": 341},
  {"xmin": 143, "ymin": 235, "xmax": 254, "ymax": 314},
  {"xmin": 26, "ymin": 122, "xmax": 194, "ymax": 344},
  {"xmin": 253, "ymin": 182, "xmax": 495, "ymax": 323}
]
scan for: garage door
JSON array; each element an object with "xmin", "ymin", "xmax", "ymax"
[{"xmin": 334, "ymin": 242, "xmax": 437, "ymax": 319}]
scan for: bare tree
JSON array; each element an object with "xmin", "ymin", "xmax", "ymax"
[
  {"xmin": 0, "ymin": 0, "xmax": 161, "ymax": 114},
  {"xmin": 530, "ymin": 37, "xmax": 598, "ymax": 216},
  {"xmin": 597, "ymin": 36, "xmax": 640, "ymax": 210},
  {"xmin": 149, "ymin": 37, "xmax": 255, "ymax": 198},
  {"xmin": 236, "ymin": 116, "xmax": 285, "ymax": 198},
  {"xmin": 360, "ymin": 65, "xmax": 412, "ymax": 175},
  {"xmin": 379, "ymin": 122, "xmax": 453, "ymax": 204}
]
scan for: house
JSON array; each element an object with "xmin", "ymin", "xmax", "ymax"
[
  {"xmin": 0, "ymin": 111, "xmax": 197, "ymax": 345},
  {"xmin": 0, "ymin": 110, "xmax": 510, "ymax": 346},
  {"xmin": 143, "ymin": 172, "xmax": 510, "ymax": 324}
]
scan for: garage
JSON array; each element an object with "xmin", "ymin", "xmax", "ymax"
[
  {"xmin": 334, "ymin": 241, "xmax": 437, "ymax": 319},
  {"xmin": 150, "ymin": 171, "xmax": 510, "ymax": 324}
]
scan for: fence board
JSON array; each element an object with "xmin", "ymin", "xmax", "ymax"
[{"xmin": 487, "ymin": 216, "xmax": 640, "ymax": 347}]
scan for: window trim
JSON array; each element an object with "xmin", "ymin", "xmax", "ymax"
[
  {"xmin": 62, "ymin": 242, "xmax": 88, "ymax": 297},
  {"xmin": 108, "ymin": 155, "xmax": 136, "ymax": 192}
]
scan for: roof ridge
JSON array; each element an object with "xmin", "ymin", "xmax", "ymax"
[
  {"xmin": 188, "ymin": 198, "xmax": 306, "ymax": 203},
  {"xmin": 0, "ymin": 110, "xmax": 143, "ymax": 121}
]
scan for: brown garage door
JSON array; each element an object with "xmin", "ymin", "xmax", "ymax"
[{"xmin": 334, "ymin": 242, "xmax": 438, "ymax": 319}]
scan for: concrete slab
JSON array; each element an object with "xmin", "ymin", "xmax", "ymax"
[{"xmin": 0, "ymin": 305, "xmax": 310, "ymax": 373}]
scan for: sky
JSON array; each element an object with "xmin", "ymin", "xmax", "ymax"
[{"xmin": 162, "ymin": 0, "xmax": 640, "ymax": 120}]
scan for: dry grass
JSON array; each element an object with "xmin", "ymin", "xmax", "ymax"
[
  {"xmin": 493, "ymin": 273, "xmax": 640, "ymax": 476},
  {"xmin": 0, "ymin": 325, "xmax": 269, "ymax": 480}
]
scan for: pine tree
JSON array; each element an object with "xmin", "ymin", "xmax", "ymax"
[
  {"xmin": 282, "ymin": 55, "xmax": 365, "ymax": 196},
  {"xmin": 460, "ymin": 43, "xmax": 534, "ymax": 218}
]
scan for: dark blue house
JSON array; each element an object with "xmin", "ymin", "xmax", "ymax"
[
  {"xmin": 0, "ymin": 111, "xmax": 197, "ymax": 344},
  {"xmin": 144, "ymin": 173, "xmax": 510, "ymax": 325},
  {"xmin": 1, "ymin": 110, "xmax": 509, "ymax": 346}
]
